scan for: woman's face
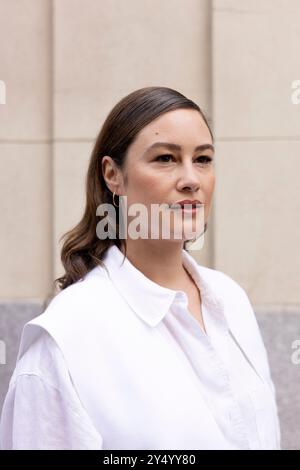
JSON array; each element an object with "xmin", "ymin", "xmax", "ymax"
[{"xmin": 114, "ymin": 108, "xmax": 215, "ymax": 243}]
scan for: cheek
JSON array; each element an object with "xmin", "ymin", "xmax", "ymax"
[
  {"xmin": 203, "ymin": 175, "xmax": 215, "ymax": 218},
  {"xmin": 129, "ymin": 167, "xmax": 167, "ymax": 195},
  {"xmin": 205, "ymin": 173, "xmax": 215, "ymax": 198}
]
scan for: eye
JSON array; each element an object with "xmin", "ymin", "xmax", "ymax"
[
  {"xmin": 154, "ymin": 154, "xmax": 175, "ymax": 162},
  {"xmin": 195, "ymin": 156, "xmax": 213, "ymax": 165},
  {"xmin": 154, "ymin": 154, "xmax": 213, "ymax": 164}
]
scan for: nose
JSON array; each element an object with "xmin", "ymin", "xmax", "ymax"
[{"xmin": 176, "ymin": 162, "xmax": 201, "ymax": 193}]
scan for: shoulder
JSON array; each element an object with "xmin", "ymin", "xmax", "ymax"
[
  {"xmin": 34, "ymin": 265, "xmax": 115, "ymax": 326},
  {"xmin": 17, "ymin": 265, "xmax": 116, "ymax": 361},
  {"xmin": 195, "ymin": 262, "xmax": 261, "ymax": 334},
  {"xmin": 197, "ymin": 263, "xmax": 250, "ymax": 305},
  {"xmin": 49, "ymin": 265, "xmax": 113, "ymax": 311},
  {"xmin": 10, "ymin": 328, "xmax": 69, "ymax": 390}
]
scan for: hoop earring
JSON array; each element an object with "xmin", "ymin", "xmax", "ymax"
[{"xmin": 112, "ymin": 191, "xmax": 119, "ymax": 207}]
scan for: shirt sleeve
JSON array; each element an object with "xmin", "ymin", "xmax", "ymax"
[
  {"xmin": 0, "ymin": 332, "xmax": 104, "ymax": 450},
  {"xmin": 236, "ymin": 283, "xmax": 282, "ymax": 448}
]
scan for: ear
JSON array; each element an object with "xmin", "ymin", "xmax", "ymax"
[{"xmin": 101, "ymin": 156, "xmax": 123, "ymax": 194}]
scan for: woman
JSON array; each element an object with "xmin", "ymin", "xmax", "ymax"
[{"xmin": 0, "ymin": 86, "xmax": 281, "ymax": 450}]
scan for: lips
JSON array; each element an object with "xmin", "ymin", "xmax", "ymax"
[{"xmin": 169, "ymin": 199, "xmax": 203, "ymax": 209}]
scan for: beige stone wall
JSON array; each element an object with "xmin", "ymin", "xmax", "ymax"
[
  {"xmin": 0, "ymin": 0, "xmax": 299, "ymax": 309},
  {"xmin": 0, "ymin": 0, "xmax": 52, "ymax": 299},
  {"xmin": 212, "ymin": 0, "xmax": 300, "ymax": 306}
]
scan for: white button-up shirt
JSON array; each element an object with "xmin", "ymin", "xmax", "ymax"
[{"xmin": 0, "ymin": 245, "xmax": 281, "ymax": 450}]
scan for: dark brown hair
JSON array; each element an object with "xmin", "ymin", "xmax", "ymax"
[{"xmin": 54, "ymin": 86, "xmax": 213, "ymax": 292}]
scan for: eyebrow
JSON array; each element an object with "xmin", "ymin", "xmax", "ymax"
[{"xmin": 144, "ymin": 141, "xmax": 215, "ymax": 155}]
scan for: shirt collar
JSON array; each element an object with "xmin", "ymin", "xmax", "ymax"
[{"xmin": 100, "ymin": 244, "xmax": 225, "ymax": 328}]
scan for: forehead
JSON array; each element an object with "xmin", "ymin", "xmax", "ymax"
[{"xmin": 132, "ymin": 108, "xmax": 212, "ymax": 151}]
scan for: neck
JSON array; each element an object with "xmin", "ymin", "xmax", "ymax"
[{"xmin": 119, "ymin": 239, "xmax": 190, "ymax": 290}]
